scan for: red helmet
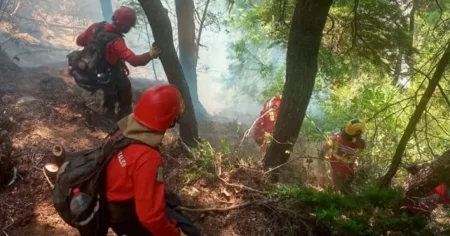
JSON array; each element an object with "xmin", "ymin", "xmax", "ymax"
[
  {"xmin": 112, "ymin": 6, "xmax": 137, "ymax": 28},
  {"xmin": 133, "ymin": 85, "xmax": 185, "ymax": 132}
]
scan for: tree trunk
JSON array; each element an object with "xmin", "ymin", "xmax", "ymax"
[
  {"xmin": 137, "ymin": 0, "xmax": 199, "ymax": 147},
  {"xmin": 174, "ymin": 0, "xmax": 211, "ymax": 120},
  {"xmin": 392, "ymin": 0, "xmax": 415, "ymax": 86},
  {"xmin": 392, "ymin": 51, "xmax": 403, "ymax": 86},
  {"xmin": 405, "ymin": 149, "xmax": 450, "ymax": 198},
  {"xmin": 379, "ymin": 41, "xmax": 450, "ymax": 189},
  {"xmin": 405, "ymin": 0, "xmax": 416, "ymax": 70},
  {"xmin": 99, "ymin": 0, "xmax": 113, "ymax": 21},
  {"xmin": 263, "ymin": 0, "xmax": 333, "ymax": 170}
]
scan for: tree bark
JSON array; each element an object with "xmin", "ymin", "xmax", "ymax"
[
  {"xmin": 175, "ymin": 0, "xmax": 211, "ymax": 120},
  {"xmin": 137, "ymin": 0, "xmax": 199, "ymax": 147},
  {"xmin": 263, "ymin": 0, "xmax": 333, "ymax": 170},
  {"xmin": 379, "ymin": 41, "xmax": 450, "ymax": 189},
  {"xmin": 405, "ymin": 149, "xmax": 450, "ymax": 198}
]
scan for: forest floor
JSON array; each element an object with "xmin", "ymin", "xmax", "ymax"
[
  {"xmin": 0, "ymin": 5, "xmax": 326, "ymax": 234},
  {"xmin": 0, "ymin": 54, "xmax": 325, "ymax": 236}
]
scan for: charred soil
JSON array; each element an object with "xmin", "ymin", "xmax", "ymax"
[{"xmin": 0, "ymin": 57, "xmax": 284, "ymax": 236}]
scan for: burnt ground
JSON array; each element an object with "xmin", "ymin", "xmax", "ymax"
[{"xmin": 0, "ymin": 57, "xmax": 275, "ymax": 236}]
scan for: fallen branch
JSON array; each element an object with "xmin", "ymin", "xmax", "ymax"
[
  {"xmin": 239, "ymin": 109, "xmax": 271, "ymax": 147},
  {"xmin": 264, "ymin": 155, "xmax": 341, "ymax": 175},
  {"xmin": 42, "ymin": 167, "xmax": 54, "ymax": 189},
  {"xmin": 216, "ymin": 174, "xmax": 266, "ymax": 195},
  {"xmin": 7, "ymin": 167, "xmax": 17, "ymax": 186},
  {"xmin": 178, "ymin": 200, "xmax": 270, "ymax": 212}
]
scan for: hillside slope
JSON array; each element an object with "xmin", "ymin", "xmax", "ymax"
[{"xmin": 0, "ymin": 56, "xmax": 280, "ymax": 235}]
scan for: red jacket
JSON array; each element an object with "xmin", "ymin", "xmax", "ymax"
[
  {"xmin": 105, "ymin": 143, "xmax": 180, "ymax": 236},
  {"xmin": 323, "ymin": 132, "xmax": 366, "ymax": 176},
  {"xmin": 431, "ymin": 184, "xmax": 450, "ymax": 205},
  {"xmin": 76, "ymin": 22, "xmax": 153, "ymax": 74},
  {"xmin": 253, "ymin": 95, "xmax": 282, "ymax": 151}
]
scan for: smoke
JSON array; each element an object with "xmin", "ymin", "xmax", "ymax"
[{"xmin": 0, "ymin": 0, "xmax": 324, "ymax": 126}]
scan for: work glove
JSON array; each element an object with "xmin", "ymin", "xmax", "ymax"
[{"xmin": 149, "ymin": 42, "xmax": 161, "ymax": 58}]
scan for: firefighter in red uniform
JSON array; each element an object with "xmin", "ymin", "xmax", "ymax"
[
  {"xmin": 253, "ymin": 95, "xmax": 282, "ymax": 155},
  {"xmin": 402, "ymin": 163, "xmax": 450, "ymax": 217},
  {"xmin": 105, "ymin": 84, "xmax": 200, "ymax": 236},
  {"xmin": 320, "ymin": 119, "xmax": 367, "ymax": 195},
  {"xmin": 75, "ymin": 6, "xmax": 161, "ymax": 120}
]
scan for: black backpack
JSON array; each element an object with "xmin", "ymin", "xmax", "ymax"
[
  {"xmin": 52, "ymin": 128, "xmax": 144, "ymax": 229},
  {"xmin": 67, "ymin": 21, "xmax": 122, "ymax": 93}
]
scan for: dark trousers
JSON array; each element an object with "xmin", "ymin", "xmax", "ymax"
[
  {"xmin": 109, "ymin": 206, "xmax": 200, "ymax": 236},
  {"xmin": 76, "ymin": 201, "xmax": 200, "ymax": 236},
  {"xmin": 103, "ymin": 73, "xmax": 132, "ymax": 120},
  {"xmin": 107, "ymin": 193, "xmax": 200, "ymax": 236},
  {"xmin": 331, "ymin": 171, "xmax": 354, "ymax": 195}
]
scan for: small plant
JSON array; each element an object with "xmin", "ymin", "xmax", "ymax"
[
  {"xmin": 184, "ymin": 141, "xmax": 217, "ymax": 183},
  {"xmin": 183, "ymin": 139, "xmax": 236, "ymax": 184}
]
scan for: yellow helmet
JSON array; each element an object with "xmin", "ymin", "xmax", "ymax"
[{"xmin": 344, "ymin": 119, "xmax": 366, "ymax": 136}]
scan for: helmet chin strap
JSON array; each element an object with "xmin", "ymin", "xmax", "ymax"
[{"xmin": 168, "ymin": 116, "xmax": 180, "ymax": 129}]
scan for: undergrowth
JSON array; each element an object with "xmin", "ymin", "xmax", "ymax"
[
  {"xmin": 269, "ymin": 184, "xmax": 431, "ymax": 236},
  {"xmin": 183, "ymin": 140, "xmax": 232, "ymax": 183}
]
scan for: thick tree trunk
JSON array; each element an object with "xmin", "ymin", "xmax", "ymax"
[
  {"xmin": 263, "ymin": 0, "xmax": 332, "ymax": 170},
  {"xmin": 137, "ymin": 0, "xmax": 199, "ymax": 147},
  {"xmin": 99, "ymin": 0, "xmax": 113, "ymax": 21},
  {"xmin": 175, "ymin": 0, "xmax": 210, "ymax": 120},
  {"xmin": 405, "ymin": 150, "xmax": 450, "ymax": 198},
  {"xmin": 379, "ymin": 41, "xmax": 450, "ymax": 189}
]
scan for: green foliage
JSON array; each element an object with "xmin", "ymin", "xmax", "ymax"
[
  {"xmin": 184, "ymin": 139, "xmax": 233, "ymax": 183},
  {"xmin": 269, "ymin": 184, "xmax": 428, "ymax": 235},
  {"xmin": 226, "ymin": 0, "xmax": 450, "ymax": 184},
  {"xmin": 184, "ymin": 141, "xmax": 217, "ymax": 183}
]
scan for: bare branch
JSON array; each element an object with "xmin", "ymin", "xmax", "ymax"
[
  {"xmin": 195, "ymin": 0, "xmax": 211, "ymax": 60},
  {"xmin": 366, "ymin": 94, "xmax": 421, "ymax": 122},
  {"xmin": 326, "ymin": 14, "xmax": 335, "ymax": 35}
]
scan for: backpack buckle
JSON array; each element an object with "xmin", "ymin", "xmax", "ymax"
[{"xmin": 97, "ymin": 73, "xmax": 111, "ymax": 84}]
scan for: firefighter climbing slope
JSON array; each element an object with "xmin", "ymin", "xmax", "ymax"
[
  {"xmin": 253, "ymin": 95, "xmax": 282, "ymax": 156},
  {"xmin": 69, "ymin": 6, "xmax": 161, "ymax": 120},
  {"xmin": 320, "ymin": 119, "xmax": 367, "ymax": 195}
]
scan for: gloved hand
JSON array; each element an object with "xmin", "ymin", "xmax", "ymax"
[{"xmin": 149, "ymin": 42, "xmax": 161, "ymax": 58}]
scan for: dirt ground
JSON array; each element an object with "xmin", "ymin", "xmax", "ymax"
[{"xmin": 0, "ymin": 55, "xmax": 282, "ymax": 235}]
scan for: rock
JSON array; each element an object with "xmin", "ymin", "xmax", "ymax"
[{"xmin": 16, "ymin": 96, "xmax": 37, "ymax": 105}]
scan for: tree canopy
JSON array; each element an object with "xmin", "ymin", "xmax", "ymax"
[{"xmin": 226, "ymin": 0, "xmax": 450, "ymax": 180}]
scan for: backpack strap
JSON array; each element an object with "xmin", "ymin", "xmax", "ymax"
[{"xmin": 98, "ymin": 131, "xmax": 147, "ymax": 166}]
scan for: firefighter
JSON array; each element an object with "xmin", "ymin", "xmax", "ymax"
[
  {"xmin": 253, "ymin": 95, "xmax": 282, "ymax": 155},
  {"xmin": 105, "ymin": 84, "xmax": 200, "ymax": 236},
  {"xmin": 403, "ymin": 163, "xmax": 450, "ymax": 217},
  {"xmin": 75, "ymin": 6, "xmax": 161, "ymax": 120},
  {"xmin": 320, "ymin": 119, "xmax": 367, "ymax": 195}
]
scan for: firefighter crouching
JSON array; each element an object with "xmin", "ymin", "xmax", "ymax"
[
  {"xmin": 105, "ymin": 85, "xmax": 199, "ymax": 236},
  {"xmin": 401, "ymin": 163, "xmax": 450, "ymax": 218}
]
